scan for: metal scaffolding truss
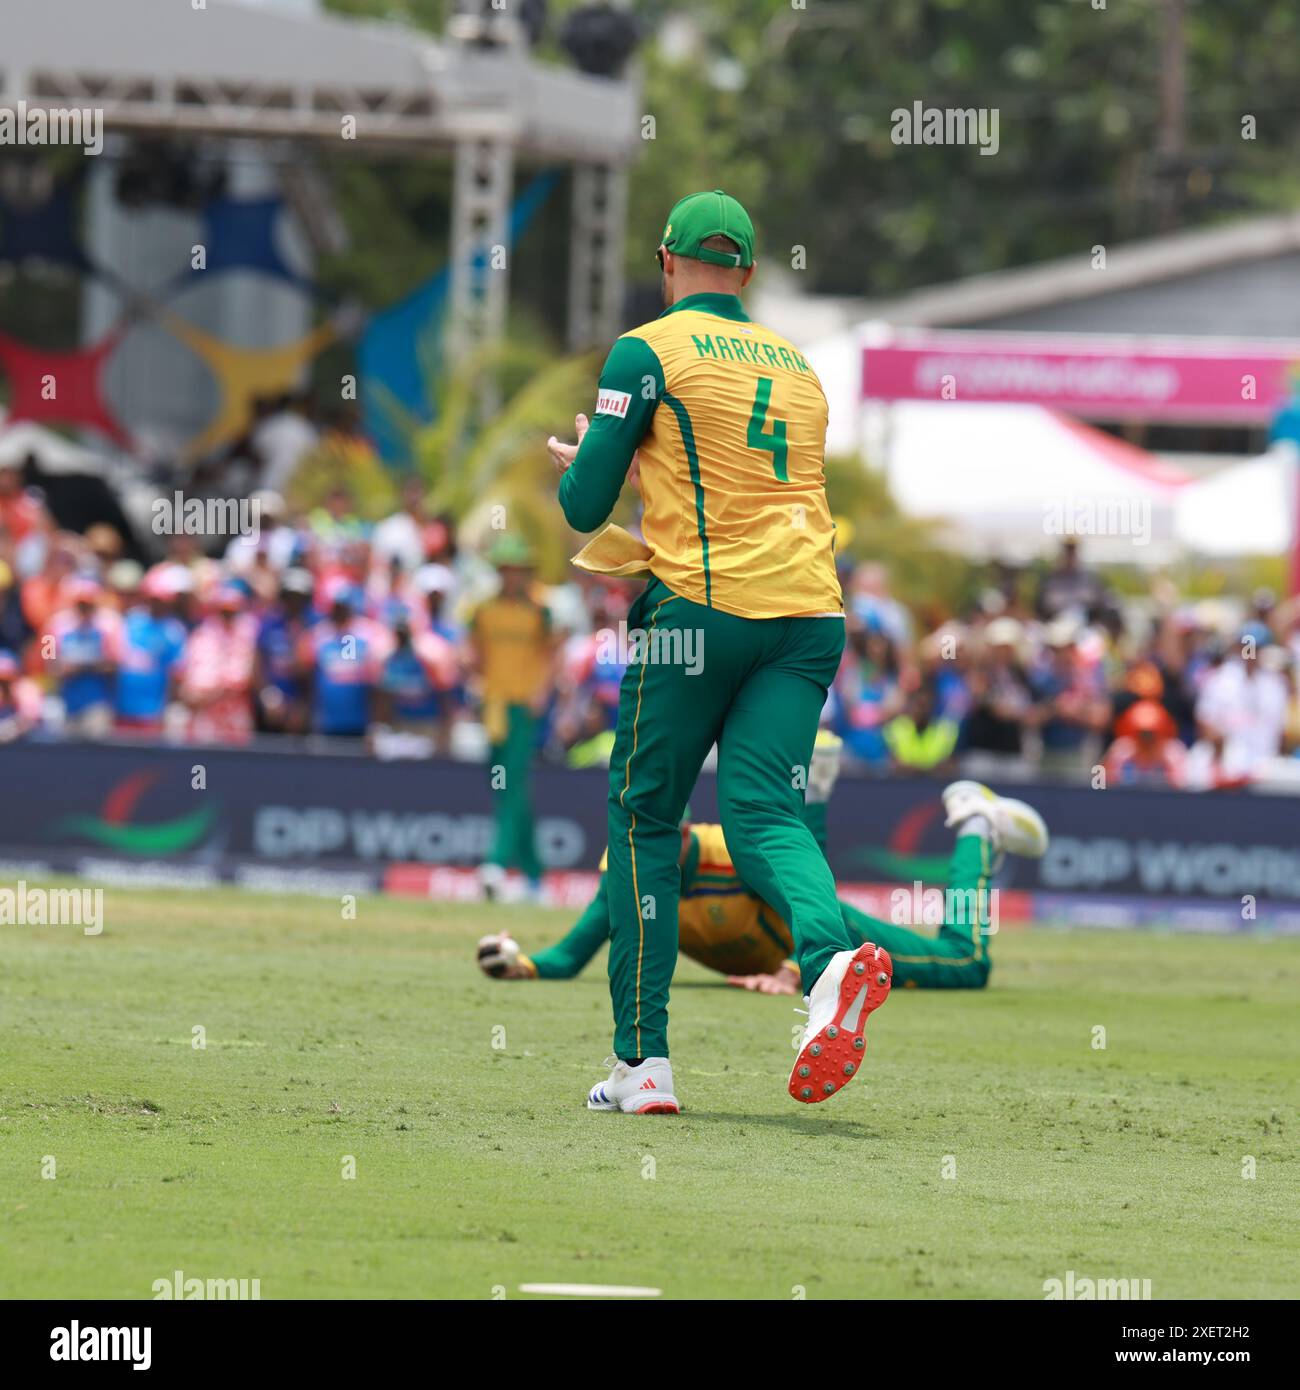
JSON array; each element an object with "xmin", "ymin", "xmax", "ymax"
[
  {"xmin": 568, "ymin": 162, "xmax": 629, "ymax": 353},
  {"xmin": 2, "ymin": 0, "xmax": 637, "ymax": 351},
  {"xmin": 447, "ymin": 136, "xmax": 515, "ymax": 365}
]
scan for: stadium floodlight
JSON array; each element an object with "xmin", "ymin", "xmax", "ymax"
[{"xmin": 558, "ymin": 1, "xmax": 641, "ymax": 77}]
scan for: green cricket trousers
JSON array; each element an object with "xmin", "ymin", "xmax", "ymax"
[{"xmin": 604, "ymin": 576, "xmax": 849, "ymax": 1059}]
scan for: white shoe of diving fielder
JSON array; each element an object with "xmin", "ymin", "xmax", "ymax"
[
  {"xmin": 587, "ymin": 1056, "xmax": 681, "ymax": 1115},
  {"xmin": 806, "ymin": 730, "xmax": 843, "ymax": 805},
  {"xmin": 789, "ymin": 943, "xmax": 892, "ymax": 1104},
  {"xmin": 941, "ymin": 780, "xmax": 1049, "ymax": 859}
]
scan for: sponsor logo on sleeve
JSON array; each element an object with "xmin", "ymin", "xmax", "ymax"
[{"xmin": 595, "ymin": 389, "xmax": 632, "ymax": 419}]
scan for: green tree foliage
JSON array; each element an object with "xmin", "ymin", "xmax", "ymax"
[
  {"xmin": 402, "ymin": 332, "xmax": 603, "ymax": 580},
  {"xmin": 634, "ymin": 0, "xmax": 1300, "ymax": 295}
]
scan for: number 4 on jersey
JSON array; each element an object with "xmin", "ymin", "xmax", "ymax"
[{"xmin": 748, "ymin": 377, "xmax": 789, "ymax": 482}]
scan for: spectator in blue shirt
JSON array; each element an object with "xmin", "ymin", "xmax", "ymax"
[
  {"xmin": 47, "ymin": 576, "xmax": 124, "ymax": 738},
  {"xmin": 115, "ymin": 572, "xmax": 187, "ymax": 732},
  {"xmin": 256, "ymin": 568, "xmax": 317, "ymax": 733},
  {"xmin": 297, "ymin": 583, "xmax": 389, "ymax": 738}
]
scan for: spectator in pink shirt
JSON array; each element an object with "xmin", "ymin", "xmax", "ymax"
[
  {"xmin": 0, "ymin": 649, "xmax": 42, "ymax": 740},
  {"xmin": 177, "ymin": 583, "xmax": 259, "ymax": 744}
]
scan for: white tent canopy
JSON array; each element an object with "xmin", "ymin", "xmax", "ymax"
[
  {"xmin": 855, "ymin": 400, "xmax": 1189, "ymax": 564},
  {"xmin": 804, "ymin": 323, "xmax": 1195, "ymax": 564},
  {"xmin": 804, "ymin": 324, "xmax": 867, "ymax": 457},
  {"xmin": 802, "ymin": 320, "xmax": 1300, "ymax": 566},
  {"xmin": 1173, "ymin": 445, "xmax": 1298, "ymax": 556}
]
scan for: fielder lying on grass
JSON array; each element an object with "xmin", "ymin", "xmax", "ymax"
[{"xmin": 478, "ymin": 738, "xmax": 1049, "ymax": 996}]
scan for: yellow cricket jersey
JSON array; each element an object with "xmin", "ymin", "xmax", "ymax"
[
  {"xmin": 558, "ymin": 292, "xmax": 843, "ymax": 620},
  {"xmin": 470, "ymin": 595, "xmax": 552, "ymax": 706},
  {"xmin": 600, "ymin": 821, "xmax": 794, "ymax": 975}
]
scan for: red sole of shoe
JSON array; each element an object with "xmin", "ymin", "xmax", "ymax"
[
  {"xmin": 788, "ymin": 943, "xmax": 892, "ymax": 1104},
  {"xmin": 631, "ymin": 1101, "xmax": 681, "ymax": 1115}
]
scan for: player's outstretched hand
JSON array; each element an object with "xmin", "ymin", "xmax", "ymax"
[
  {"xmin": 476, "ymin": 931, "xmax": 530, "ymax": 980},
  {"xmin": 726, "ymin": 964, "xmax": 801, "ymax": 996},
  {"xmin": 546, "ymin": 413, "xmax": 589, "ymax": 476}
]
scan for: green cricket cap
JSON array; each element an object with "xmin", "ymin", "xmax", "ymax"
[
  {"xmin": 487, "ymin": 533, "xmax": 536, "ymax": 569},
  {"xmin": 660, "ymin": 189, "xmax": 755, "ymax": 268}
]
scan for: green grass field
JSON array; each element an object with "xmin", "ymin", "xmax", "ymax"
[{"xmin": 1, "ymin": 887, "xmax": 1297, "ymax": 1300}]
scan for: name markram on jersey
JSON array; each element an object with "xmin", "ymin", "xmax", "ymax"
[
  {"xmin": 594, "ymin": 337, "xmax": 814, "ymax": 417},
  {"xmin": 689, "ymin": 333, "xmax": 813, "ymax": 375}
]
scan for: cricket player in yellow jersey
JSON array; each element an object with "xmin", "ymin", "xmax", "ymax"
[
  {"xmin": 468, "ymin": 535, "xmax": 558, "ymax": 899},
  {"xmin": 547, "ymin": 190, "xmax": 891, "ymax": 1113}
]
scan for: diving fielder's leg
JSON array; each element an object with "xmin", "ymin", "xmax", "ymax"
[{"xmin": 826, "ymin": 781, "xmax": 1047, "ymax": 988}]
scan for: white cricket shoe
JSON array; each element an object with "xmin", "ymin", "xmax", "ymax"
[
  {"xmin": 941, "ymin": 780, "xmax": 1049, "ymax": 859},
  {"xmin": 587, "ymin": 1056, "xmax": 681, "ymax": 1115},
  {"xmin": 789, "ymin": 943, "xmax": 892, "ymax": 1104}
]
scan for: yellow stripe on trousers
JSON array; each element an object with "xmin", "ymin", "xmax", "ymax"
[{"xmin": 618, "ymin": 593, "xmax": 674, "ymax": 1057}]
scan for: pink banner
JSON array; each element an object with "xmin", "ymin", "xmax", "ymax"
[{"xmin": 861, "ymin": 331, "xmax": 1300, "ymax": 423}]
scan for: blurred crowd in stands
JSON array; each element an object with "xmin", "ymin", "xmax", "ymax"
[
  {"xmin": 3, "ymin": 454, "xmax": 1299, "ymax": 790},
  {"xmin": 830, "ymin": 542, "xmax": 1299, "ymax": 790}
]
